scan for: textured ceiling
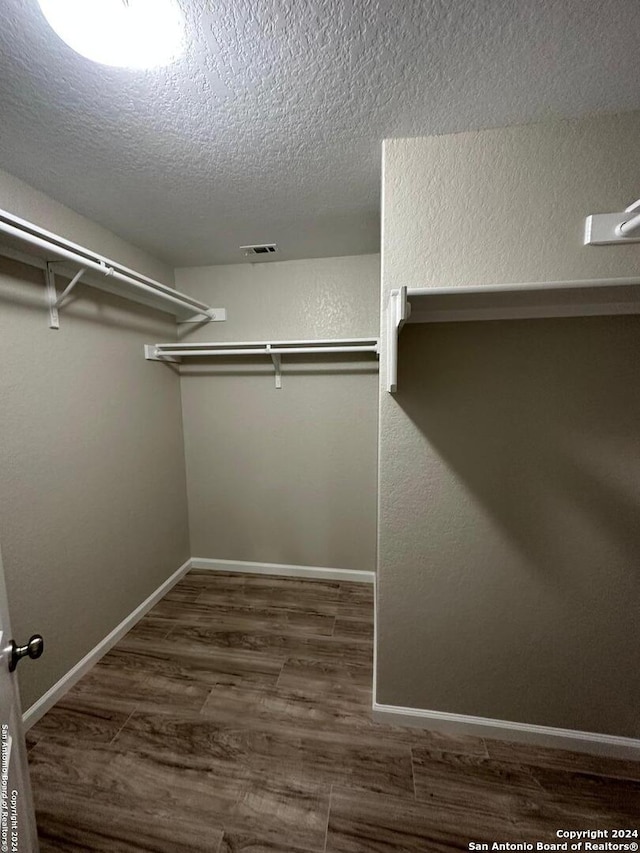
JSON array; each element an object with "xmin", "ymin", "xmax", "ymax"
[{"xmin": 1, "ymin": 0, "xmax": 640, "ymax": 266}]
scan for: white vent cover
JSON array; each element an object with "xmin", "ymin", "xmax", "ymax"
[{"xmin": 240, "ymin": 243, "xmax": 277, "ymax": 256}]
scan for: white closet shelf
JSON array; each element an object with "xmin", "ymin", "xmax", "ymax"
[
  {"xmin": 0, "ymin": 207, "xmax": 225, "ymax": 327},
  {"xmin": 387, "ymin": 278, "xmax": 640, "ymax": 393},
  {"xmin": 145, "ymin": 338, "xmax": 380, "ymax": 389}
]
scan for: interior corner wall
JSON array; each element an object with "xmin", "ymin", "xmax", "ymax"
[
  {"xmin": 378, "ymin": 111, "xmax": 640, "ymax": 738},
  {"xmin": 175, "ymin": 255, "xmax": 380, "ymax": 573},
  {"xmin": 0, "ymin": 169, "xmax": 191, "ymax": 710}
]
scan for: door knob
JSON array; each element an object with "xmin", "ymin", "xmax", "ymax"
[{"xmin": 8, "ymin": 635, "xmax": 44, "ymax": 672}]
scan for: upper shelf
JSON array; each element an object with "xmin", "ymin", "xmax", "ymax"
[
  {"xmin": 0, "ymin": 207, "xmax": 224, "ymax": 326},
  {"xmin": 386, "ymin": 278, "xmax": 640, "ymax": 392}
]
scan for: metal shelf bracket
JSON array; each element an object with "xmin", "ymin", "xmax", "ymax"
[
  {"xmin": 46, "ymin": 262, "xmax": 89, "ymax": 329},
  {"xmin": 266, "ymin": 345, "xmax": 283, "ymax": 389}
]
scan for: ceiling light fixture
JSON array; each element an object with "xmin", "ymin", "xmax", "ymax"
[{"xmin": 37, "ymin": 0, "xmax": 185, "ymax": 69}]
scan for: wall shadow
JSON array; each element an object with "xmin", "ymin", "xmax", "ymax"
[{"xmin": 393, "ymin": 315, "xmax": 640, "ymax": 586}]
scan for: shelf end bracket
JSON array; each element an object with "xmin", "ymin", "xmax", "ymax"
[
  {"xmin": 387, "ymin": 286, "xmax": 409, "ymax": 393},
  {"xmin": 585, "ymin": 198, "xmax": 640, "ymax": 245},
  {"xmin": 144, "ymin": 345, "xmax": 181, "ymax": 363},
  {"xmin": 179, "ymin": 308, "xmax": 227, "ymax": 324}
]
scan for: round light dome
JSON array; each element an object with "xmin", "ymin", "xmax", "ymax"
[{"xmin": 37, "ymin": 0, "xmax": 185, "ymax": 69}]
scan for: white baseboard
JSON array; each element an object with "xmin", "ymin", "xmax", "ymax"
[
  {"xmin": 372, "ymin": 573, "xmax": 378, "ymax": 705},
  {"xmin": 22, "ymin": 558, "xmax": 192, "ymax": 730},
  {"xmin": 190, "ymin": 557, "xmax": 375, "ymax": 584},
  {"xmin": 372, "ymin": 701, "xmax": 640, "ymax": 760}
]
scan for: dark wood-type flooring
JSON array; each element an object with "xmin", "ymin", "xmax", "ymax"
[{"xmin": 28, "ymin": 571, "xmax": 640, "ymax": 851}]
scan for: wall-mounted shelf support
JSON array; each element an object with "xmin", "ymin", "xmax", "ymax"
[
  {"xmin": 46, "ymin": 263, "xmax": 88, "ymax": 329},
  {"xmin": 177, "ymin": 308, "xmax": 227, "ymax": 324},
  {"xmin": 266, "ymin": 345, "xmax": 283, "ymax": 389},
  {"xmin": 386, "ymin": 277, "xmax": 640, "ymax": 393},
  {"xmin": 585, "ymin": 198, "xmax": 640, "ymax": 245},
  {"xmin": 145, "ymin": 338, "xmax": 379, "ymax": 389},
  {"xmin": 44, "ymin": 262, "xmax": 59, "ymax": 330},
  {"xmin": 143, "ymin": 345, "xmax": 180, "ymax": 363},
  {"xmin": 0, "ymin": 207, "xmax": 225, "ymax": 327},
  {"xmin": 387, "ymin": 286, "xmax": 409, "ymax": 394}
]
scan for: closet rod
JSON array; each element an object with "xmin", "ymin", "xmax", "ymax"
[{"xmin": 0, "ymin": 207, "xmax": 216, "ymax": 321}]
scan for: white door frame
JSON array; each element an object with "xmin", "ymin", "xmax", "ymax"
[{"xmin": 0, "ymin": 539, "xmax": 39, "ymax": 852}]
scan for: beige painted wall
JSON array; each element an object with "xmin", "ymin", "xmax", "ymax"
[
  {"xmin": 175, "ymin": 256, "xmax": 379, "ymax": 572},
  {"xmin": 0, "ymin": 169, "xmax": 190, "ymax": 709},
  {"xmin": 378, "ymin": 112, "xmax": 640, "ymax": 737}
]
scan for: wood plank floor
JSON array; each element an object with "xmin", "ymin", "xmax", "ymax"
[{"xmin": 28, "ymin": 571, "xmax": 640, "ymax": 852}]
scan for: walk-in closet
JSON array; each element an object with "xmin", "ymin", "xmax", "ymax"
[{"xmin": 1, "ymin": 2, "xmax": 639, "ymax": 851}]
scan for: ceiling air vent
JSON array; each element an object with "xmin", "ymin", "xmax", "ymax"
[{"xmin": 240, "ymin": 243, "xmax": 277, "ymax": 257}]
